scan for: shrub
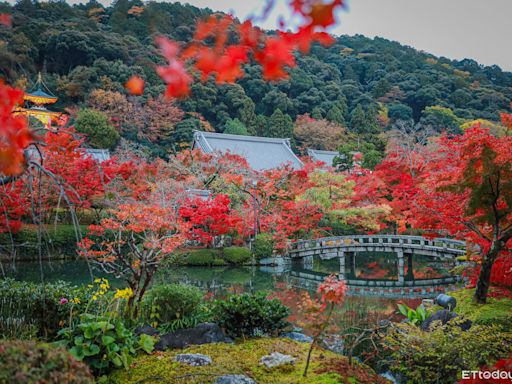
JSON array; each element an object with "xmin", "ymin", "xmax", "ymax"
[
  {"xmin": 56, "ymin": 313, "xmax": 154, "ymax": 375},
  {"xmin": 384, "ymin": 321, "xmax": 512, "ymax": 384},
  {"xmin": 223, "ymin": 246, "xmax": 251, "ymax": 264},
  {"xmin": 212, "ymin": 292, "xmax": 290, "ymax": 338},
  {"xmin": 0, "ymin": 278, "xmax": 86, "ymax": 339},
  {"xmin": 185, "ymin": 249, "xmax": 218, "ymax": 266},
  {"xmin": 213, "ymin": 258, "xmax": 227, "ymax": 266},
  {"xmin": 0, "ymin": 340, "xmax": 93, "ymax": 383},
  {"xmin": 251, "ymin": 233, "xmax": 274, "ymax": 260},
  {"xmin": 143, "ymin": 284, "xmax": 203, "ymax": 325}
]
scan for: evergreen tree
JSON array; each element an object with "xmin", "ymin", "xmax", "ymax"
[
  {"xmin": 311, "ymin": 107, "xmax": 323, "ymax": 119},
  {"xmin": 349, "ymin": 104, "xmax": 367, "ymax": 134},
  {"xmin": 223, "ymin": 118, "xmax": 248, "ymax": 135},
  {"xmin": 254, "ymin": 115, "xmax": 268, "ymax": 137},
  {"xmin": 326, "ymin": 106, "xmax": 345, "ymax": 125},
  {"xmin": 265, "ymin": 109, "xmax": 294, "ymax": 138},
  {"xmin": 372, "ymin": 78, "xmax": 391, "ymax": 98}
]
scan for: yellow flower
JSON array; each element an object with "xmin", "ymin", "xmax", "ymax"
[
  {"xmin": 70, "ymin": 298, "xmax": 81, "ymax": 304},
  {"xmin": 87, "ymin": 284, "xmax": 93, "ymax": 288},
  {"xmin": 114, "ymin": 287, "xmax": 133, "ymax": 300},
  {"xmin": 94, "ymin": 278, "xmax": 101, "ymax": 283},
  {"xmin": 92, "ymin": 295, "xmax": 98, "ymax": 301}
]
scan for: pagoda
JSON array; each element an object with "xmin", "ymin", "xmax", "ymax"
[{"xmin": 13, "ymin": 73, "xmax": 64, "ymax": 128}]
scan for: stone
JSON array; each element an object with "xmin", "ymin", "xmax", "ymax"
[
  {"xmin": 421, "ymin": 310, "xmax": 472, "ymax": 331},
  {"xmin": 281, "ymin": 332, "xmax": 313, "ymax": 343},
  {"xmin": 155, "ymin": 323, "xmax": 233, "ymax": 351},
  {"xmin": 321, "ymin": 334, "xmax": 344, "ymax": 354},
  {"xmin": 174, "ymin": 353, "xmax": 212, "ymax": 366},
  {"xmin": 134, "ymin": 325, "xmax": 159, "ymax": 336},
  {"xmin": 259, "ymin": 352, "xmax": 296, "ymax": 369},
  {"xmin": 214, "ymin": 374, "xmax": 256, "ymax": 384}
]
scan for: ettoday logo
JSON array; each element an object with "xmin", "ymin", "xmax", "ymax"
[{"xmin": 461, "ymin": 370, "xmax": 512, "ymax": 382}]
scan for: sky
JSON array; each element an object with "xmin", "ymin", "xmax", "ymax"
[{"xmin": 173, "ymin": 0, "xmax": 512, "ymax": 71}]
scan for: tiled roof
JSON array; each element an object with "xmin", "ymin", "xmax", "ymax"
[
  {"xmin": 306, "ymin": 149, "xmax": 342, "ymax": 167},
  {"xmin": 193, "ymin": 131, "xmax": 303, "ymax": 171},
  {"xmin": 84, "ymin": 149, "xmax": 111, "ymax": 163},
  {"xmin": 24, "ymin": 147, "xmax": 111, "ymax": 163}
]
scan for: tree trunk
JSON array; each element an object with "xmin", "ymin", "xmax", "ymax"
[{"xmin": 474, "ymin": 242, "xmax": 501, "ymax": 304}]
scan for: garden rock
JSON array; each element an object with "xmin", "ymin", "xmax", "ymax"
[
  {"xmin": 214, "ymin": 374, "xmax": 256, "ymax": 384},
  {"xmin": 134, "ymin": 325, "xmax": 159, "ymax": 336},
  {"xmin": 421, "ymin": 310, "xmax": 472, "ymax": 331},
  {"xmin": 155, "ymin": 323, "xmax": 232, "ymax": 350},
  {"xmin": 282, "ymin": 332, "xmax": 313, "ymax": 343},
  {"xmin": 260, "ymin": 352, "xmax": 296, "ymax": 369},
  {"xmin": 321, "ymin": 334, "xmax": 344, "ymax": 354},
  {"xmin": 174, "ymin": 353, "xmax": 212, "ymax": 366}
]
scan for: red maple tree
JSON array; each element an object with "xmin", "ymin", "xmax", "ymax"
[
  {"xmin": 406, "ymin": 117, "xmax": 512, "ymax": 303},
  {"xmin": 178, "ymin": 194, "xmax": 241, "ymax": 247}
]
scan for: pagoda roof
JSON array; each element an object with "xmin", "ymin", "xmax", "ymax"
[
  {"xmin": 24, "ymin": 88, "xmax": 58, "ymax": 104},
  {"xmin": 193, "ymin": 131, "xmax": 303, "ymax": 171}
]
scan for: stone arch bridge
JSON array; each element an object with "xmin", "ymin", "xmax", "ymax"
[{"xmin": 287, "ymin": 235, "xmax": 466, "ymax": 285}]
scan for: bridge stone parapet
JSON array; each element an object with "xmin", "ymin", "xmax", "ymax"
[{"xmin": 289, "ymin": 235, "xmax": 466, "ymax": 261}]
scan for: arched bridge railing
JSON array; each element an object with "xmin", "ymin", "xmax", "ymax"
[{"xmin": 288, "ymin": 235, "xmax": 466, "ymax": 258}]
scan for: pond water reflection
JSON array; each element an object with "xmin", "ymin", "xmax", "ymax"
[{"xmin": 3, "ymin": 251, "xmax": 461, "ymax": 331}]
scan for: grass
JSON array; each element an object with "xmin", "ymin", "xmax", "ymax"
[{"xmin": 108, "ymin": 338, "xmax": 389, "ymax": 384}]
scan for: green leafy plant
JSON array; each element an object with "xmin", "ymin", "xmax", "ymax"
[
  {"xmin": 384, "ymin": 321, "xmax": 512, "ymax": 384},
  {"xmin": 0, "ymin": 340, "xmax": 93, "ymax": 383},
  {"xmin": 212, "ymin": 292, "xmax": 290, "ymax": 338},
  {"xmin": 397, "ymin": 303, "xmax": 430, "ymax": 326},
  {"xmin": 159, "ymin": 309, "xmax": 211, "ymax": 333},
  {"xmin": 56, "ymin": 313, "xmax": 154, "ymax": 375}
]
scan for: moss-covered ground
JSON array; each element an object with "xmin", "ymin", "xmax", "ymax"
[
  {"xmin": 108, "ymin": 338, "xmax": 389, "ymax": 384},
  {"xmin": 448, "ymin": 288, "xmax": 512, "ymax": 331}
]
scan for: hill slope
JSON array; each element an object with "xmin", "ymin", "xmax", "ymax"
[{"xmin": 1, "ymin": 0, "xmax": 510, "ymax": 156}]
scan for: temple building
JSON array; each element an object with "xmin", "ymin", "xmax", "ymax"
[
  {"xmin": 192, "ymin": 131, "xmax": 304, "ymax": 171},
  {"xmin": 13, "ymin": 73, "xmax": 63, "ymax": 128},
  {"xmin": 306, "ymin": 149, "xmax": 340, "ymax": 167},
  {"xmin": 84, "ymin": 149, "xmax": 111, "ymax": 163}
]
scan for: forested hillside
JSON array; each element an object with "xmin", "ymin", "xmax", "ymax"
[{"xmin": 1, "ymin": 0, "xmax": 511, "ymax": 159}]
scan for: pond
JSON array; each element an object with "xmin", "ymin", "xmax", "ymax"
[{"xmin": 2, "ymin": 251, "xmax": 461, "ymax": 333}]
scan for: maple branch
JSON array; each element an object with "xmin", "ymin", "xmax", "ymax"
[{"xmin": 463, "ymin": 221, "xmax": 491, "ymax": 243}]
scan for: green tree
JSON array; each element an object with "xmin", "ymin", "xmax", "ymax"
[
  {"xmin": 349, "ymin": 104, "xmax": 367, "ymax": 134},
  {"xmin": 388, "ymin": 104, "xmax": 413, "ymax": 122},
  {"xmin": 223, "ymin": 118, "xmax": 248, "ymax": 135},
  {"xmin": 372, "ymin": 78, "xmax": 391, "ymax": 98},
  {"xmin": 265, "ymin": 109, "xmax": 294, "ymax": 138},
  {"xmin": 421, "ymin": 105, "xmax": 462, "ymax": 134},
  {"xmin": 172, "ymin": 118, "xmax": 201, "ymax": 150},
  {"xmin": 75, "ymin": 108, "xmax": 120, "ymax": 149}
]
